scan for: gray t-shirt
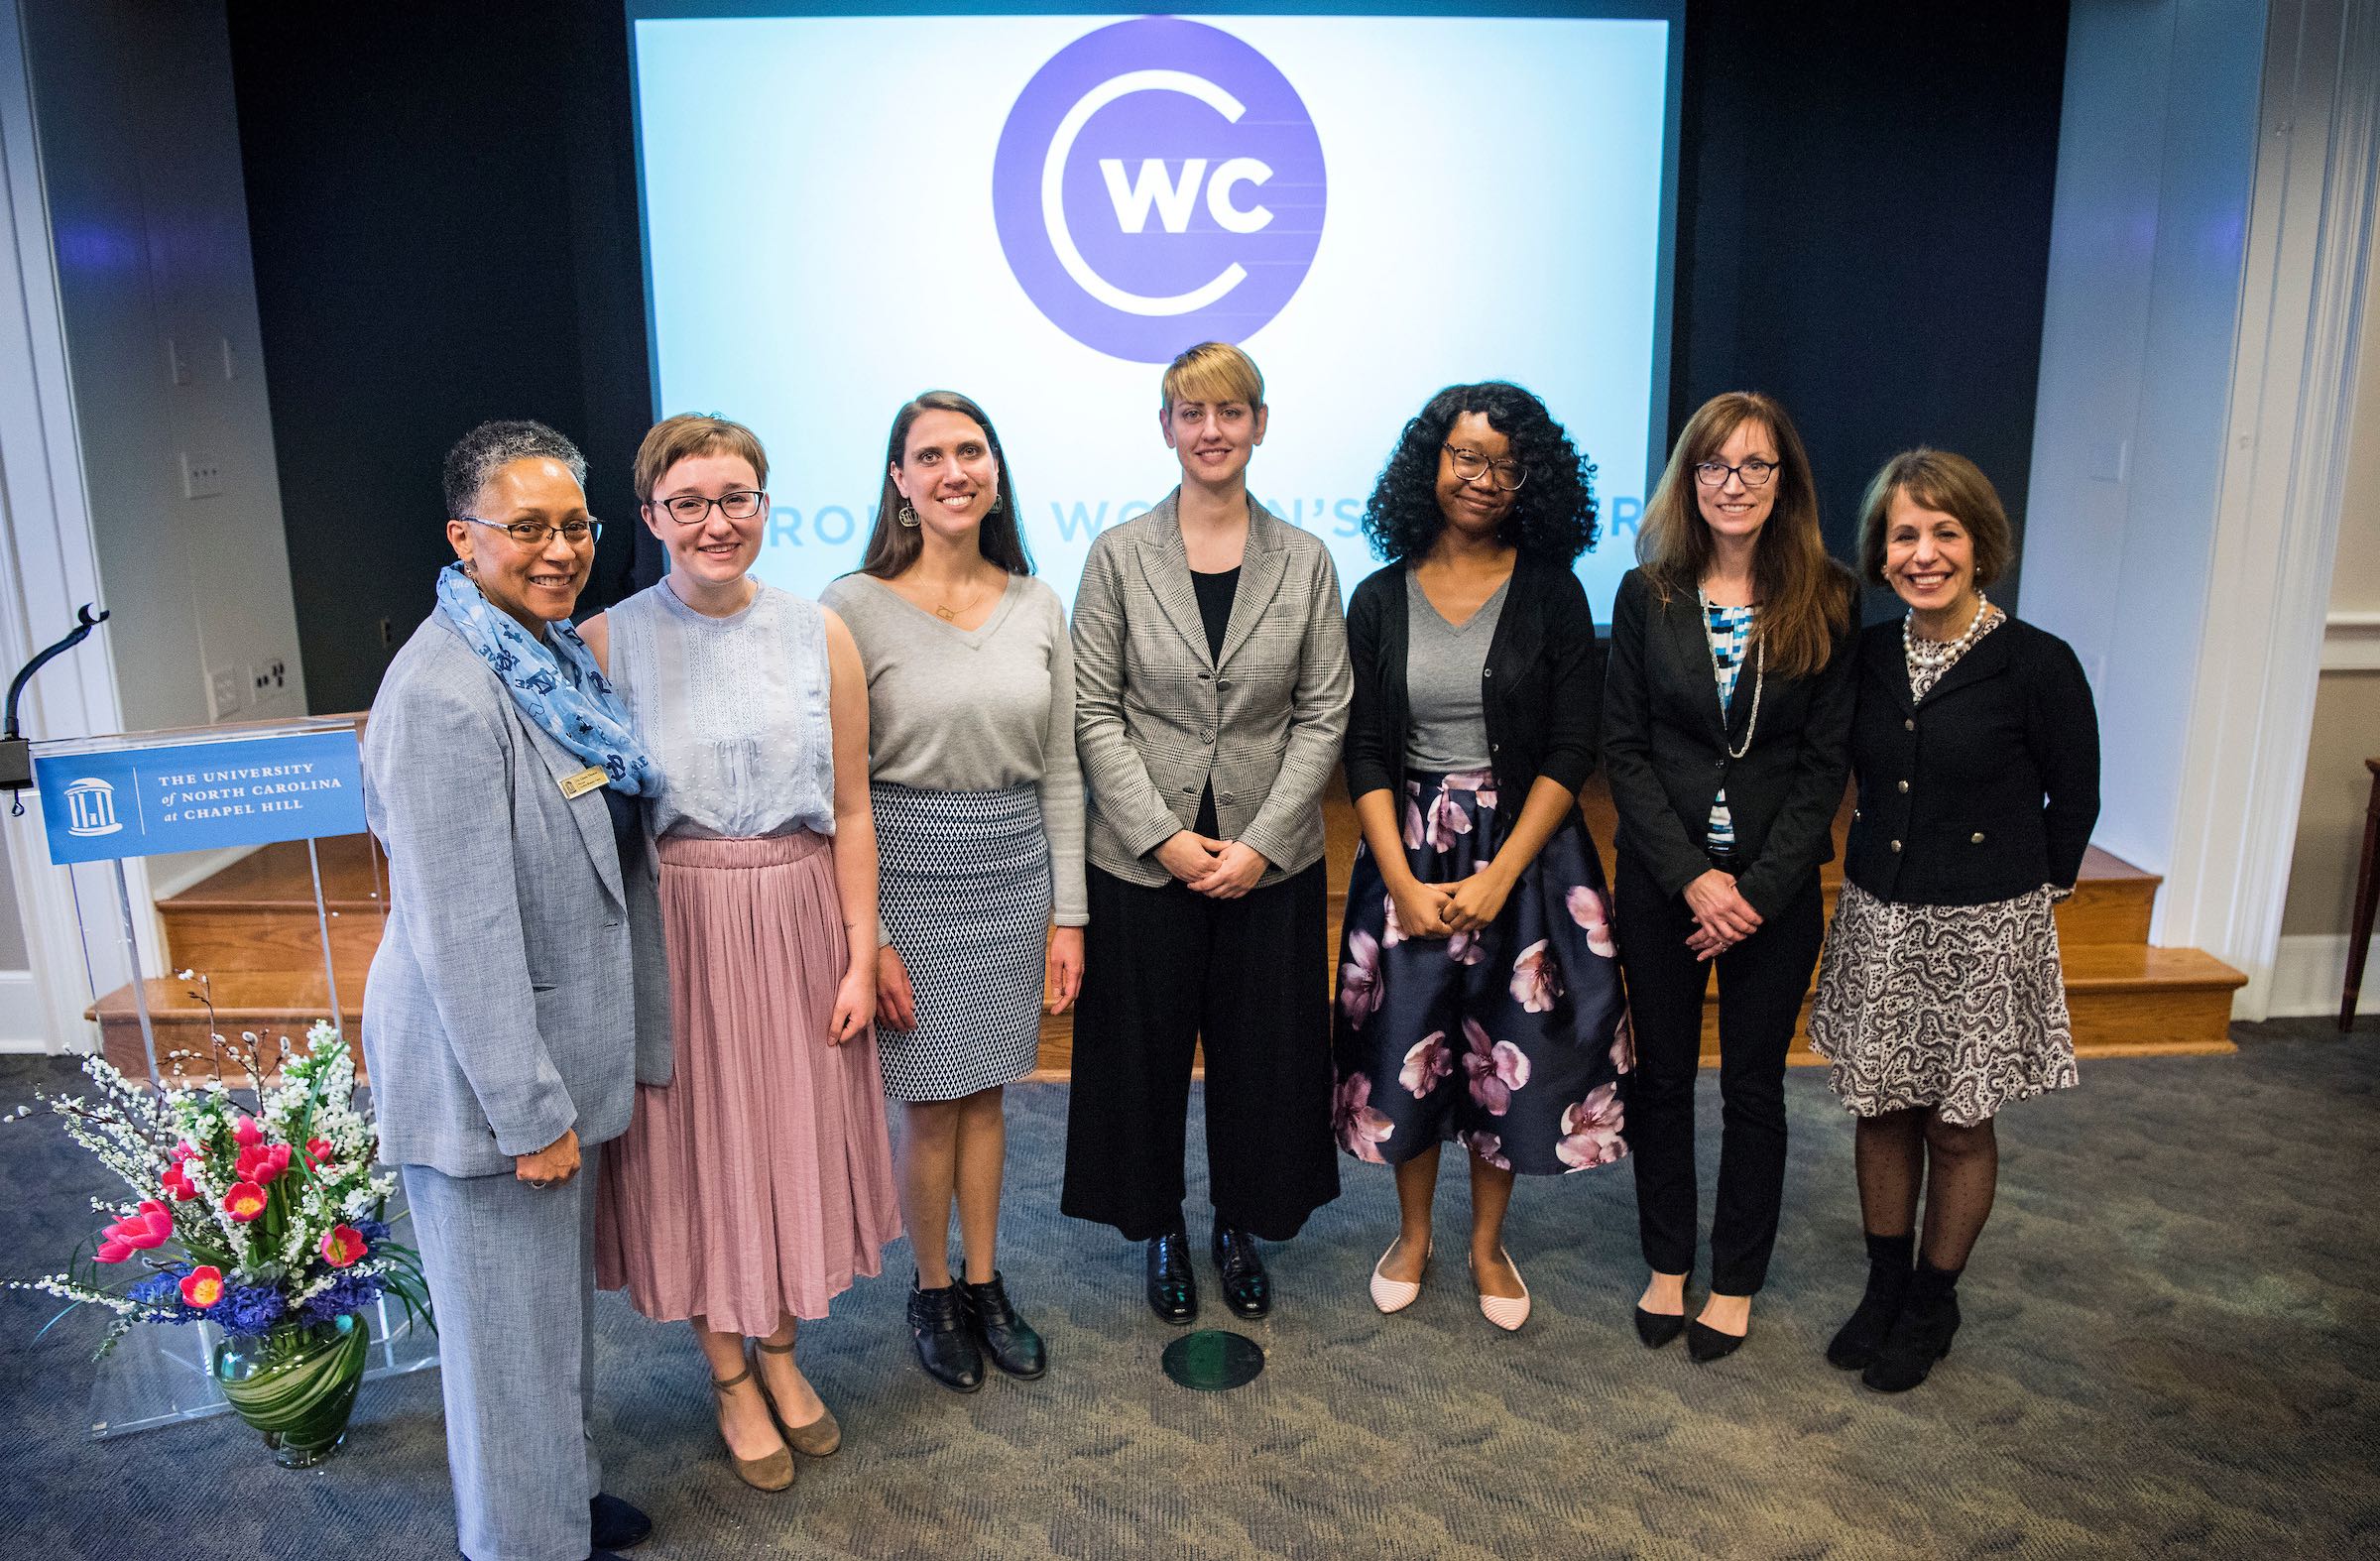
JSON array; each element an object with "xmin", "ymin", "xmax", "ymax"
[
  {"xmin": 818, "ymin": 572, "xmax": 1087, "ymax": 925},
  {"xmin": 1404, "ymin": 568, "xmax": 1508, "ymax": 774}
]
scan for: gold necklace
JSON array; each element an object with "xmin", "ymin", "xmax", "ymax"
[{"xmin": 932, "ymin": 576, "xmax": 988, "ymax": 622}]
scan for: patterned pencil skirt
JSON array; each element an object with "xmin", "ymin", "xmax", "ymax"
[{"xmin": 872, "ymin": 781, "xmax": 1052, "ymax": 1102}]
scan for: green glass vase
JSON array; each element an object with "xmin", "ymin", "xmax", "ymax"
[{"xmin": 211, "ymin": 1312, "xmax": 368, "ymax": 1468}]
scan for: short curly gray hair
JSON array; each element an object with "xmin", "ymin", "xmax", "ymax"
[{"xmin": 442, "ymin": 420, "xmax": 587, "ymax": 517}]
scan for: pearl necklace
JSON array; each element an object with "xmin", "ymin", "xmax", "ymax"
[
  {"xmin": 1903, "ymin": 594, "xmax": 1994, "ymax": 700},
  {"xmin": 1697, "ymin": 587, "xmax": 1763, "ymax": 760}
]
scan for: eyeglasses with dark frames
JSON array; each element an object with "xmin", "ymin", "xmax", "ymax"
[
  {"xmin": 1693, "ymin": 458, "xmax": 1778, "ymax": 489},
  {"xmin": 653, "ymin": 490, "xmax": 767, "ymax": 525},
  {"xmin": 460, "ymin": 516, "xmax": 601, "ymax": 546},
  {"xmin": 1443, "ymin": 443, "xmax": 1528, "ymax": 492}
]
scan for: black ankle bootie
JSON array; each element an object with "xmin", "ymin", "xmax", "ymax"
[
  {"xmin": 1828, "ymin": 1231, "xmax": 1916, "ymax": 1371},
  {"xmin": 1211, "ymin": 1221, "xmax": 1270, "ymax": 1319},
  {"xmin": 907, "ymin": 1277, "xmax": 984, "ymax": 1393},
  {"xmin": 1862, "ymin": 1260, "xmax": 1961, "ymax": 1393},
  {"xmin": 962, "ymin": 1270, "xmax": 1047, "ymax": 1380},
  {"xmin": 1145, "ymin": 1229, "xmax": 1198, "ymax": 1323}
]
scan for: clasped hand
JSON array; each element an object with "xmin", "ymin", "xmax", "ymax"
[
  {"xmin": 1154, "ymin": 830, "xmax": 1267, "ymax": 900},
  {"xmin": 1386, "ymin": 868, "xmax": 1511, "ymax": 940},
  {"xmin": 1682, "ymin": 868, "xmax": 1762, "ymax": 961}
]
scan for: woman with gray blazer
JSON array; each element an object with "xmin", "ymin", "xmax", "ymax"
[
  {"xmin": 1062, "ymin": 342, "xmax": 1352, "ymax": 1325},
  {"xmin": 361, "ymin": 420, "xmax": 665, "ymax": 1561}
]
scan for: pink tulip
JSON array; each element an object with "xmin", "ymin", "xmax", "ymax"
[
  {"xmin": 180, "ymin": 1266, "xmax": 224, "ymax": 1309},
  {"xmin": 95, "ymin": 1237, "xmax": 134, "ymax": 1264},
  {"xmin": 222, "ymin": 1182, "xmax": 268, "ymax": 1223},
  {"xmin": 160, "ymin": 1162, "xmax": 198, "ymax": 1202},
  {"xmin": 231, "ymin": 1116, "xmax": 264, "ymax": 1147},
  {"xmin": 303, "ymin": 1137, "xmax": 335, "ymax": 1169},
  {"xmin": 235, "ymin": 1142, "xmax": 292, "ymax": 1185},
  {"xmin": 319, "ymin": 1225, "xmax": 366, "ymax": 1268},
  {"xmin": 170, "ymin": 1141, "xmax": 200, "ymax": 1164}
]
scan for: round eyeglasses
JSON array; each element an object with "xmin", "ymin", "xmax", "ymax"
[
  {"xmin": 1443, "ymin": 444, "xmax": 1528, "ymax": 492},
  {"xmin": 1693, "ymin": 459, "xmax": 1778, "ymax": 489},
  {"xmin": 654, "ymin": 490, "xmax": 766, "ymax": 525}
]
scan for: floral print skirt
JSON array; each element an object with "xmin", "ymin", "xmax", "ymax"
[{"xmin": 1331, "ymin": 771, "xmax": 1632, "ymax": 1177}]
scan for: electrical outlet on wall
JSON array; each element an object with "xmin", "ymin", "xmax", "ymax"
[
  {"xmin": 180, "ymin": 452, "xmax": 224, "ymax": 500},
  {"xmin": 207, "ymin": 665, "xmax": 244, "ymax": 721}
]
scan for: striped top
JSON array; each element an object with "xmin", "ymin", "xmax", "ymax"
[{"xmin": 1704, "ymin": 601, "xmax": 1755, "ymax": 850}]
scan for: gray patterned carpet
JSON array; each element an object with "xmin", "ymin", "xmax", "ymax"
[{"xmin": 1, "ymin": 1020, "xmax": 2374, "ymax": 1559}]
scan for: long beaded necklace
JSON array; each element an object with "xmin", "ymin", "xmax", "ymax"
[
  {"xmin": 1697, "ymin": 586, "xmax": 1763, "ymax": 760},
  {"xmin": 1903, "ymin": 593, "xmax": 1994, "ymax": 701}
]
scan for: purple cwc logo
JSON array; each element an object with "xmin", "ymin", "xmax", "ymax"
[{"xmin": 992, "ymin": 17, "xmax": 1326, "ymax": 363}]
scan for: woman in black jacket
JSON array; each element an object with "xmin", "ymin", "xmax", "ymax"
[
  {"xmin": 1809, "ymin": 449, "xmax": 2098, "ymax": 1393},
  {"xmin": 1333, "ymin": 382, "xmax": 1630, "ymax": 1334},
  {"xmin": 1604, "ymin": 391, "xmax": 1856, "ymax": 1362}
]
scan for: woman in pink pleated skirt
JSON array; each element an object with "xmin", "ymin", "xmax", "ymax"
[{"xmin": 585, "ymin": 414, "xmax": 900, "ymax": 1493}]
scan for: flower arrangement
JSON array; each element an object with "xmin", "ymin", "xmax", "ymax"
[{"xmin": 7, "ymin": 1015, "xmax": 427, "ymax": 1358}]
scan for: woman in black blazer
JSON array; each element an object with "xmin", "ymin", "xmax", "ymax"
[
  {"xmin": 1603, "ymin": 391, "xmax": 1855, "ymax": 1362},
  {"xmin": 1809, "ymin": 449, "xmax": 2098, "ymax": 1393},
  {"xmin": 1333, "ymin": 383, "xmax": 1630, "ymax": 1332}
]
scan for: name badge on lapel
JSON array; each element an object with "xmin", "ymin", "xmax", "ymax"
[{"xmin": 557, "ymin": 765, "xmax": 609, "ymax": 800}]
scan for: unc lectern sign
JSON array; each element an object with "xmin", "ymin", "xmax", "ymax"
[{"xmin": 34, "ymin": 726, "xmax": 366, "ymax": 866}]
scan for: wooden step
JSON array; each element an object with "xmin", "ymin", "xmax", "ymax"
[
  {"xmin": 89, "ymin": 974, "xmax": 364, "ymax": 1083},
  {"xmin": 158, "ymin": 836, "xmax": 386, "ymax": 980}
]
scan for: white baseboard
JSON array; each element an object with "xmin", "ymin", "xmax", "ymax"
[
  {"xmin": 2268, "ymin": 932, "xmax": 2380, "ymax": 1018},
  {"xmin": 0, "ymin": 968, "xmax": 51, "ymax": 1048}
]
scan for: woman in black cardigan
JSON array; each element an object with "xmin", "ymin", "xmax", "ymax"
[
  {"xmin": 1333, "ymin": 383, "xmax": 1630, "ymax": 1333},
  {"xmin": 1809, "ymin": 449, "xmax": 2098, "ymax": 1393},
  {"xmin": 1604, "ymin": 391, "xmax": 1856, "ymax": 1362}
]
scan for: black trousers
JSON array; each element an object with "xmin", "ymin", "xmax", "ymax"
[
  {"xmin": 1060, "ymin": 861, "xmax": 1340, "ymax": 1243},
  {"xmin": 1616, "ymin": 851, "xmax": 1824, "ymax": 1295}
]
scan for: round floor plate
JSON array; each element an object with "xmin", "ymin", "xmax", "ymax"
[{"xmin": 1160, "ymin": 1328, "xmax": 1265, "ymax": 1391}]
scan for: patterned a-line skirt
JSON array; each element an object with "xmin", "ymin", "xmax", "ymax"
[
  {"xmin": 872, "ymin": 781, "xmax": 1052, "ymax": 1102},
  {"xmin": 1331, "ymin": 770, "xmax": 1633, "ymax": 1177},
  {"xmin": 1809, "ymin": 881, "xmax": 2079, "ymax": 1125}
]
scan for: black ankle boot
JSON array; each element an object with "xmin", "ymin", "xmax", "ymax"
[
  {"xmin": 961, "ymin": 1270, "xmax": 1047, "ymax": 1380},
  {"xmin": 1145, "ymin": 1229, "xmax": 1198, "ymax": 1324},
  {"xmin": 906, "ymin": 1276, "xmax": 984, "ymax": 1393},
  {"xmin": 1211, "ymin": 1220, "xmax": 1270, "ymax": 1319},
  {"xmin": 1862, "ymin": 1260, "xmax": 1962, "ymax": 1393},
  {"xmin": 1828, "ymin": 1231, "xmax": 1916, "ymax": 1371}
]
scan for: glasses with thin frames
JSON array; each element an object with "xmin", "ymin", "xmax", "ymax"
[
  {"xmin": 1443, "ymin": 443, "xmax": 1528, "ymax": 492},
  {"xmin": 1693, "ymin": 458, "xmax": 1778, "ymax": 489},
  {"xmin": 462, "ymin": 516, "xmax": 601, "ymax": 546},
  {"xmin": 654, "ymin": 490, "xmax": 767, "ymax": 525}
]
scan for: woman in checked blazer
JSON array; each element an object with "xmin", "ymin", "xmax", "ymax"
[{"xmin": 1062, "ymin": 342, "xmax": 1352, "ymax": 1326}]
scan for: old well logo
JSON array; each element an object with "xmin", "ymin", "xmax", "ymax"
[
  {"xmin": 992, "ymin": 16, "xmax": 1326, "ymax": 363},
  {"xmin": 62, "ymin": 777, "xmax": 122, "ymax": 837}
]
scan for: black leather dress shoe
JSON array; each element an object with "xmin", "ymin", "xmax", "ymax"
[
  {"xmin": 589, "ymin": 1494, "xmax": 651, "ymax": 1551},
  {"xmin": 907, "ymin": 1277, "xmax": 984, "ymax": 1393},
  {"xmin": 1211, "ymin": 1223, "xmax": 1270, "ymax": 1319},
  {"xmin": 1145, "ymin": 1230, "xmax": 1198, "ymax": 1323},
  {"xmin": 961, "ymin": 1271, "xmax": 1047, "ymax": 1380}
]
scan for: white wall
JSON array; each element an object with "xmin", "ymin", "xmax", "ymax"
[
  {"xmin": 2023, "ymin": 0, "xmax": 2378, "ymax": 1016},
  {"xmin": 20, "ymin": 0, "xmax": 305, "ymax": 741},
  {"xmin": 2020, "ymin": 0, "xmax": 2269, "ymax": 878}
]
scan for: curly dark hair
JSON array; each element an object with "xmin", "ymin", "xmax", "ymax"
[{"xmin": 1360, "ymin": 382, "xmax": 1598, "ymax": 564}]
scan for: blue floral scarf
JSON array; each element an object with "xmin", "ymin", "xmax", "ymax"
[{"xmin": 435, "ymin": 562, "xmax": 655, "ymax": 795}]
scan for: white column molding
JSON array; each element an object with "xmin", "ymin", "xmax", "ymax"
[
  {"xmin": 2321, "ymin": 610, "xmax": 2380, "ymax": 669},
  {"xmin": 2160, "ymin": 0, "xmax": 2380, "ymax": 1017},
  {"xmin": 0, "ymin": 0, "xmax": 156, "ymax": 1053}
]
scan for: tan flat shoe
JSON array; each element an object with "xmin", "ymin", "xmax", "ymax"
[
  {"xmin": 756, "ymin": 1339, "xmax": 842, "ymax": 1457},
  {"xmin": 712, "ymin": 1366, "xmax": 795, "ymax": 1492}
]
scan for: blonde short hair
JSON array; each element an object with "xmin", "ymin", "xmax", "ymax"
[
  {"xmin": 1160, "ymin": 341, "xmax": 1264, "ymax": 411},
  {"xmin": 632, "ymin": 413, "xmax": 769, "ymax": 504}
]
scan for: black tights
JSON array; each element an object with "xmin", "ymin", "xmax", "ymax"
[{"xmin": 1852, "ymin": 1108, "xmax": 1998, "ymax": 1270}]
